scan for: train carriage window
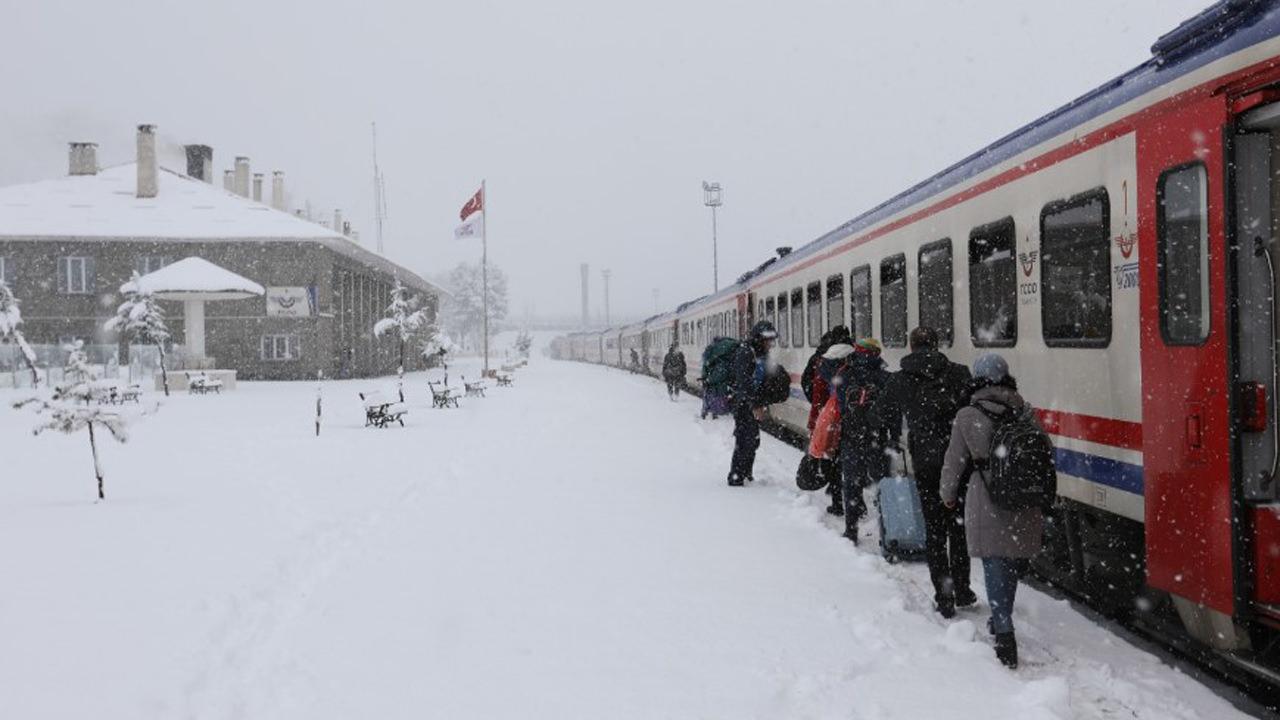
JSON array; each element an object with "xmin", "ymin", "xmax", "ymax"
[
  {"xmin": 806, "ymin": 282, "xmax": 823, "ymax": 347},
  {"xmin": 880, "ymin": 254, "xmax": 908, "ymax": 347},
  {"xmin": 1158, "ymin": 163, "xmax": 1210, "ymax": 345},
  {"xmin": 826, "ymin": 275, "xmax": 845, "ymax": 331},
  {"xmin": 1042, "ymin": 189, "xmax": 1111, "ymax": 347},
  {"xmin": 790, "ymin": 288, "xmax": 804, "ymax": 347},
  {"xmin": 776, "ymin": 294, "xmax": 789, "ymax": 347},
  {"xmin": 969, "ymin": 217, "xmax": 1018, "ymax": 347},
  {"xmin": 765, "ymin": 297, "xmax": 776, "ymax": 329},
  {"xmin": 918, "ymin": 240, "xmax": 953, "ymax": 346},
  {"xmin": 850, "ymin": 266, "xmax": 872, "ymax": 340}
]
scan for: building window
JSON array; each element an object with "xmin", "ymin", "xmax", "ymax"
[
  {"xmin": 0, "ymin": 256, "xmax": 10, "ymax": 286},
  {"xmin": 790, "ymin": 288, "xmax": 804, "ymax": 347},
  {"xmin": 826, "ymin": 274, "xmax": 845, "ymax": 331},
  {"xmin": 776, "ymin": 294, "xmax": 789, "ymax": 348},
  {"xmin": 880, "ymin": 254, "xmax": 908, "ymax": 347},
  {"xmin": 806, "ymin": 282, "xmax": 823, "ymax": 347},
  {"xmin": 135, "ymin": 256, "xmax": 170, "ymax": 276},
  {"xmin": 1158, "ymin": 164, "xmax": 1210, "ymax": 345},
  {"xmin": 969, "ymin": 217, "xmax": 1017, "ymax": 347},
  {"xmin": 261, "ymin": 334, "xmax": 301, "ymax": 361},
  {"xmin": 57, "ymin": 256, "xmax": 95, "ymax": 295},
  {"xmin": 850, "ymin": 265, "xmax": 872, "ymax": 340},
  {"xmin": 1042, "ymin": 189, "xmax": 1112, "ymax": 347},
  {"xmin": 918, "ymin": 240, "xmax": 953, "ymax": 346}
]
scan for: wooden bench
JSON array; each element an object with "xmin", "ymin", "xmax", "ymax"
[
  {"xmin": 462, "ymin": 376, "xmax": 487, "ymax": 398},
  {"xmin": 360, "ymin": 390, "xmax": 408, "ymax": 427},
  {"xmin": 429, "ymin": 381, "xmax": 463, "ymax": 409},
  {"xmin": 496, "ymin": 372, "xmax": 514, "ymax": 387},
  {"xmin": 93, "ymin": 382, "xmax": 143, "ymax": 405},
  {"xmin": 187, "ymin": 372, "xmax": 223, "ymax": 395}
]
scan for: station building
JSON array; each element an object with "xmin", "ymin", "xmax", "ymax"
[{"xmin": 0, "ymin": 125, "xmax": 439, "ymax": 381}]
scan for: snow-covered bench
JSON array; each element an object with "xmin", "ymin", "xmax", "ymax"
[
  {"xmin": 462, "ymin": 377, "xmax": 487, "ymax": 398},
  {"xmin": 496, "ymin": 372, "xmax": 514, "ymax": 388},
  {"xmin": 429, "ymin": 381, "xmax": 463, "ymax": 409},
  {"xmin": 360, "ymin": 390, "xmax": 408, "ymax": 427},
  {"xmin": 92, "ymin": 381, "xmax": 142, "ymax": 405},
  {"xmin": 186, "ymin": 372, "xmax": 223, "ymax": 395}
]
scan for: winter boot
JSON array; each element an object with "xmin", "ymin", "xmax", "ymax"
[
  {"xmin": 935, "ymin": 594, "xmax": 956, "ymax": 619},
  {"xmin": 826, "ymin": 501, "xmax": 844, "ymax": 516},
  {"xmin": 994, "ymin": 632, "xmax": 1018, "ymax": 669},
  {"xmin": 728, "ymin": 474, "xmax": 745, "ymax": 487},
  {"xmin": 954, "ymin": 588, "xmax": 978, "ymax": 608}
]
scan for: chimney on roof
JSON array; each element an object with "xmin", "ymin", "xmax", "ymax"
[
  {"xmin": 252, "ymin": 173, "xmax": 263, "ymax": 202},
  {"xmin": 333, "ymin": 209, "xmax": 342, "ymax": 235},
  {"xmin": 234, "ymin": 157, "xmax": 250, "ymax": 197},
  {"xmin": 343, "ymin": 220, "xmax": 351, "ymax": 236},
  {"xmin": 136, "ymin": 124, "xmax": 158, "ymax": 199},
  {"xmin": 184, "ymin": 145, "xmax": 213, "ymax": 183},
  {"xmin": 271, "ymin": 171, "xmax": 285, "ymax": 210},
  {"xmin": 68, "ymin": 142, "xmax": 98, "ymax": 176},
  {"xmin": 223, "ymin": 170, "xmax": 234, "ymax": 191}
]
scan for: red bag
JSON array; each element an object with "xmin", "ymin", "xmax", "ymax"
[{"xmin": 808, "ymin": 393, "xmax": 842, "ymax": 459}]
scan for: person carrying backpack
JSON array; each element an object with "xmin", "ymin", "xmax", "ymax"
[
  {"xmin": 940, "ymin": 353, "xmax": 1049, "ymax": 670},
  {"xmin": 700, "ymin": 336, "xmax": 738, "ymax": 418},
  {"xmin": 880, "ymin": 327, "xmax": 974, "ymax": 618},
  {"xmin": 806, "ymin": 336, "xmax": 854, "ymax": 513},
  {"xmin": 726, "ymin": 321, "xmax": 779, "ymax": 486},
  {"xmin": 662, "ymin": 344, "xmax": 687, "ymax": 400},
  {"xmin": 629, "ymin": 348, "xmax": 641, "ymax": 374},
  {"xmin": 829, "ymin": 337, "xmax": 896, "ymax": 541}
]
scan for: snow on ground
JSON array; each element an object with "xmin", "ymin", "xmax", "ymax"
[{"xmin": 0, "ymin": 356, "xmax": 1261, "ymax": 719}]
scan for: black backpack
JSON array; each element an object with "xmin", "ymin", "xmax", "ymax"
[
  {"xmin": 842, "ymin": 380, "xmax": 882, "ymax": 440},
  {"xmin": 761, "ymin": 363, "xmax": 791, "ymax": 405},
  {"xmin": 971, "ymin": 403, "xmax": 1057, "ymax": 510}
]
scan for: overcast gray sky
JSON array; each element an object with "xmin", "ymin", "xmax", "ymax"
[{"xmin": 1, "ymin": 0, "xmax": 1207, "ymax": 322}]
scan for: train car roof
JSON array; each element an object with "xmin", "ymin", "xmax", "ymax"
[{"xmin": 739, "ymin": 0, "xmax": 1280, "ymax": 288}]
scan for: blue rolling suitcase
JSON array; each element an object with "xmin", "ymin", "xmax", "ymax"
[{"xmin": 877, "ymin": 474, "xmax": 927, "ymax": 563}]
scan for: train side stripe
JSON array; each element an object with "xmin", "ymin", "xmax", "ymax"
[
  {"xmin": 1035, "ymin": 409, "xmax": 1143, "ymax": 452},
  {"xmin": 1055, "ymin": 447, "xmax": 1144, "ymax": 496}
]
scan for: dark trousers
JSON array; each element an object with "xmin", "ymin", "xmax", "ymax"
[
  {"xmin": 915, "ymin": 463, "xmax": 972, "ymax": 600},
  {"xmin": 665, "ymin": 379, "xmax": 680, "ymax": 398},
  {"xmin": 729, "ymin": 404, "xmax": 760, "ymax": 483},
  {"xmin": 839, "ymin": 451, "xmax": 875, "ymax": 534}
]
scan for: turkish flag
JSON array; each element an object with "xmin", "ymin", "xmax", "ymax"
[{"xmin": 459, "ymin": 187, "xmax": 483, "ymax": 221}]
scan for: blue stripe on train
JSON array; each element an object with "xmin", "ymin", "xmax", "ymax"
[{"xmin": 1054, "ymin": 447, "xmax": 1144, "ymax": 496}]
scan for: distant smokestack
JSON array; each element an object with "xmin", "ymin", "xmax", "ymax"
[
  {"xmin": 580, "ymin": 263, "xmax": 590, "ymax": 329},
  {"xmin": 333, "ymin": 209, "xmax": 342, "ymax": 235},
  {"xmin": 234, "ymin": 156, "xmax": 250, "ymax": 197},
  {"xmin": 136, "ymin": 125, "xmax": 158, "ymax": 198},
  {"xmin": 252, "ymin": 173, "xmax": 263, "ymax": 202},
  {"xmin": 184, "ymin": 145, "xmax": 213, "ymax": 183},
  {"xmin": 68, "ymin": 142, "xmax": 98, "ymax": 176},
  {"xmin": 271, "ymin": 171, "xmax": 285, "ymax": 210},
  {"xmin": 342, "ymin": 220, "xmax": 351, "ymax": 236},
  {"xmin": 223, "ymin": 170, "xmax": 234, "ymax": 191}
]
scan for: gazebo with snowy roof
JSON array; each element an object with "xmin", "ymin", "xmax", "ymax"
[{"xmin": 122, "ymin": 257, "xmax": 264, "ymax": 364}]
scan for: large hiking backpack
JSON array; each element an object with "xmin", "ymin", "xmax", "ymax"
[
  {"xmin": 972, "ymin": 403, "xmax": 1057, "ymax": 510},
  {"xmin": 761, "ymin": 363, "xmax": 791, "ymax": 405},
  {"xmin": 701, "ymin": 337, "xmax": 738, "ymax": 394},
  {"xmin": 841, "ymin": 380, "xmax": 882, "ymax": 440}
]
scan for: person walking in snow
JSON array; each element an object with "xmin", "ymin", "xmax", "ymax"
[
  {"xmin": 879, "ymin": 327, "xmax": 975, "ymax": 618},
  {"xmin": 662, "ymin": 343, "xmax": 687, "ymax": 400},
  {"xmin": 940, "ymin": 353, "xmax": 1045, "ymax": 669},
  {"xmin": 827, "ymin": 337, "xmax": 896, "ymax": 541},
  {"xmin": 726, "ymin": 321, "xmax": 779, "ymax": 486},
  {"xmin": 629, "ymin": 348, "xmax": 641, "ymax": 374},
  {"xmin": 808, "ymin": 328, "xmax": 853, "ymax": 514}
]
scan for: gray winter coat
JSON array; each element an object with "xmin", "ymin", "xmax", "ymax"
[{"xmin": 940, "ymin": 384, "xmax": 1045, "ymax": 559}]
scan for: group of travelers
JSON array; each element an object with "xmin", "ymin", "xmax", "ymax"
[{"xmin": 707, "ymin": 320, "xmax": 1049, "ymax": 670}]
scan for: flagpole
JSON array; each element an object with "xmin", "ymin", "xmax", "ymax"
[{"xmin": 481, "ymin": 179, "xmax": 489, "ymax": 375}]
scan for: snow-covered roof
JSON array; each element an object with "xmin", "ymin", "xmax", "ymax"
[
  {"xmin": 122, "ymin": 257, "xmax": 265, "ymax": 299},
  {"xmin": 0, "ymin": 163, "xmax": 443, "ymax": 297}
]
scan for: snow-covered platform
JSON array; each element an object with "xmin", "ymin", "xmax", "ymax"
[{"xmin": 0, "ymin": 359, "xmax": 1263, "ymax": 718}]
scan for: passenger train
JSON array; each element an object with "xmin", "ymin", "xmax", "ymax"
[{"xmin": 552, "ymin": 1, "xmax": 1280, "ymax": 684}]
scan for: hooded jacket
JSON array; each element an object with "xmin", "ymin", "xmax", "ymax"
[
  {"xmin": 822, "ymin": 349, "xmax": 896, "ymax": 455},
  {"xmin": 880, "ymin": 349, "xmax": 972, "ymax": 470},
  {"xmin": 940, "ymin": 384, "xmax": 1045, "ymax": 559},
  {"xmin": 662, "ymin": 348, "xmax": 687, "ymax": 381}
]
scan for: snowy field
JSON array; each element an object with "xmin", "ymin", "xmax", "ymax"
[{"xmin": 0, "ymin": 354, "xmax": 1265, "ymax": 719}]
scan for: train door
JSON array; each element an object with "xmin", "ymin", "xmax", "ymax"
[
  {"xmin": 1138, "ymin": 93, "xmax": 1240, "ymax": 647},
  {"xmin": 1234, "ymin": 99, "xmax": 1280, "ymax": 629}
]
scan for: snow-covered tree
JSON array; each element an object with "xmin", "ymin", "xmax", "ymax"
[
  {"xmin": 105, "ymin": 272, "xmax": 171, "ymax": 396},
  {"xmin": 441, "ymin": 261, "xmax": 508, "ymax": 350},
  {"xmin": 515, "ymin": 330, "xmax": 533, "ymax": 357},
  {"xmin": 373, "ymin": 281, "xmax": 429, "ymax": 378},
  {"xmin": 14, "ymin": 343, "xmax": 129, "ymax": 501},
  {"xmin": 0, "ymin": 280, "xmax": 40, "ymax": 387}
]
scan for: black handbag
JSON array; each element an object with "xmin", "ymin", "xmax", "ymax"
[{"xmin": 796, "ymin": 454, "xmax": 838, "ymax": 491}]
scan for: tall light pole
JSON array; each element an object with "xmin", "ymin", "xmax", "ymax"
[
  {"xmin": 702, "ymin": 181, "xmax": 723, "ymax": 292},
  {"xmin": 602, "ymin": 269, "xmax": 612, "ymax": 326}
]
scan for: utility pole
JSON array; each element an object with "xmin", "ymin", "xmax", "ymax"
[
  {"xmin": 580, "ymin": 263, "xmax": 590, "ymax": 329},
  {"xmin": 371, "ymin": 122, "xmax": 387, "ymax": 255},
  {"xmin": 602, "ymin": 269, "xmax": 611, "ymax": 326},
  {"xmin": 702, "ymin": 181, "xmax": 723, "ymax": 292}
]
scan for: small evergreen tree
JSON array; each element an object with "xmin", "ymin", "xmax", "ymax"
[
  {"xmin": 105, "ymin": 272, "xmax": 171, "ymax": 396},
  {"xmin": 0, "ymin": 280, "xmax": 40, "ymax": 387},
  {"xmin": 374, "ymin": 282, "xmax": 428, "ymax": 397},
  {"xmin": 14, "ymin": 341, "xmax": 128, "ymax": 501}
]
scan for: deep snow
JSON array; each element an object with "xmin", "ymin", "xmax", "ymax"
[{"xmin": 0, "ymin": 354, "xmax": 1262, "ymax": 719}]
